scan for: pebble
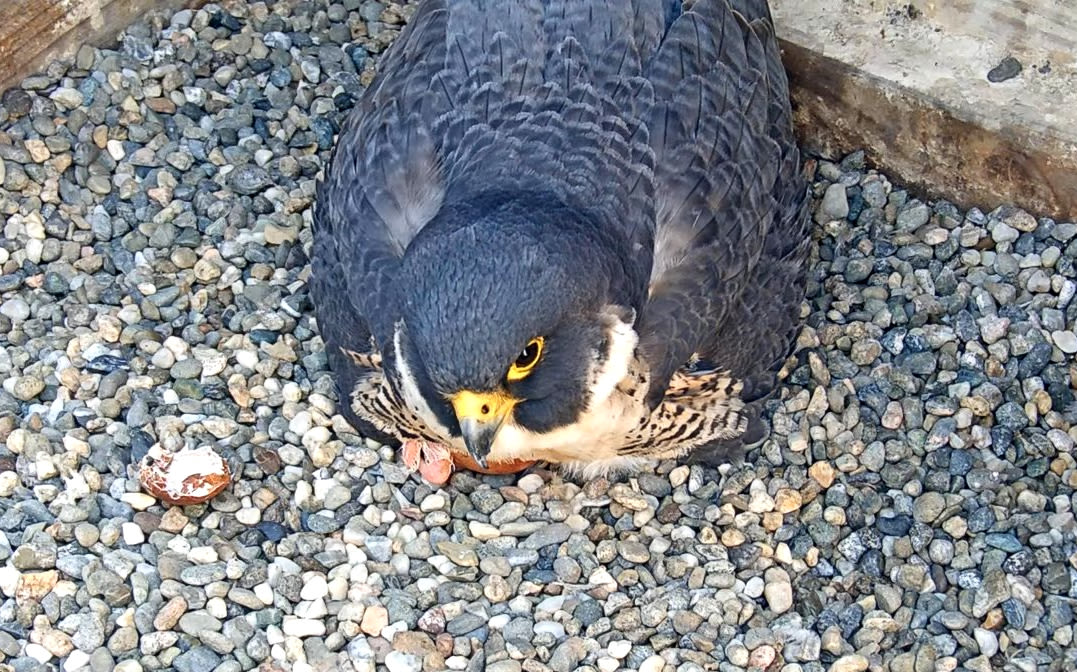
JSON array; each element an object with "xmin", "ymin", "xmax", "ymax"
[
  {"xmin": 385, "ymin": 651, "xmax": 422, "ymax": 672},
  {"xmin": 169, "ymin": 647, "xmax": 219, "ymax": 672},
  {"xmin": 1052, "ymin": 330, "xmax": 1077, "ymax": 353},
  {"xmin": 639, "ymin": 655, "xmax": 666, "ymax": 672},
  {"xmin": 831, "ymin": 654, "xmax": 869, "ymax": 672},
  {"xmin": 809, "ymin": 461, "xmax": 835, "ymax": 488},
  {"xmin": 897, "ymin": 200, "xmax": 930, "ymax": 230},
  {"xmin": 521, "ymin": 523, "xmax": 572, "ymax": 549},
  {"xmin": 1, "ymin": 297, "xmax": 30, "ymax": 321},
  {"xmin": 154, "ymin": 597, "xmax": 187, "ymax": 630},
  {"xmin": 764, "ymin": 568, "xmax": 793, "ymax": 613},
  {"xmin": 11, "ymin": 376, "xmax": 45, "ymax": 401},
  {"xmin": 817, "ymin": 183, "xmax": 849, "ymax": 223},
  {"xmin": 360, "ymin": 605, "xmax": 388, "ymax": 636},
  {"xmin": 121, "ymin": 522, "xmax": 144, "ymax": 545},
  {"xmin": 281, "ymin": 618, "xmax": 326, "ymax": 638},
  {"xmin": 618, "ymin": 540, "xmax": 651, "ymax": 563},
  {"xmin": 988, "ymin": 55, "xmax": 1023, "ymax": 83}
]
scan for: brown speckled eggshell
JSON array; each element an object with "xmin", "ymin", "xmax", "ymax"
[{"xmin": 138, "ymin": 448, "xmax": 232, "ymax": 506}]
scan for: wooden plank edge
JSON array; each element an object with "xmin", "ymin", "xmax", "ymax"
[
  {"xmin": 1, "ymin": 0, "xmax": 210, "ymax": 94},
  {"xmin": 779, "ymin": 38, "xmax": 1077, "ymax": 222}
]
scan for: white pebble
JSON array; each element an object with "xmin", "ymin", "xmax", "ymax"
[
  {"xmin": 121, "ymin": 523, "xmax": 144, "ymax": 545},
  {"xmin": 830, "ymin": 654, "xmax": 869, "ymax": 672},
  {"xmin": 608, "ymin": 640, "xmax": 632, "ymax": 659},
  {"xmin": 151, "ymin": 348, "xmax": 176, "ymax": 369},
  {"xmin": 639, "ymin": 655, "xmax": 666, "ymax": 672},
  {"xmin": 207, "ymin": 597, "xmax": 228, "ymax": 619},
  {"xmin": 106, "ymin": 140, "xmax": 126, "ymax": 161},
  {"xmin": 35, "ymin": 454, "xmax": 59, "ymax": 480},
  {"xmin": 236, "ymin": 507, "xmax": 262, "ymax": 525},
  {"xmin": 534, "ymin": 621, "xmax": 566, "ymax": 639},
  {"xmin": 974, "ymin": 628, "xmax": 998, "ymax": 657},
  {"xmin": 295, "ymin": 598, "xmax": 328, "ymax": 619},
  {"xmin": 25, "ymin": 643, "xmax": 52, "ymax": 663},
  {"xmin": 196, "ymin": 350, "xmax": 228, "ymax": 376},
  {"xmin": 1052, "ymin": 330, "xmax": 1077, "ymax": 354},
  {"xmin": 255, "ymin": 149, "xmax": 275, "ymax": 166},
  {"xmin": 420, "ymin": 494, "xmax": 446, "ymax": 512},
  {"xmin": 328, "ymin": 576, "xmax": 349, "ymax": 600},
  {"xmin": 726, "ymin": 641, "xmax": 750, "ymax": 667},
  {"xmin": 748, "ymin": 487, "xmax": 775, "ymax": 513},
  {"xmin": 49, "ymin": 87, "xmax": 84, "ymax": 109},
  {"xmin": 25, "ymin": 239, "xmax": 43, "ymax": 264},
  {"xmin": 281, "ymin": 616, "xmax": 326, "ymax": 637},
  {"xmin": 0, "ymin": 566, "xmax": 20, "ymax": 595},
  {"xmin": 63, "ymin": 472, "xmax": 91, "ymax": 500},
  {"xmin": 990, "ymin": 221, "xmax": 1019, "ymax": 243},
  {"xmin": 255, "ymin": 583, "xmax": 274, "ymax": 605},
  {"xmin": 235, "ymin": 350, "xmax": 259, "ymax": 369},
  {"xmin": 182, "ymin": 86, "xmax": 206, "ymax": 105},
  {"xmin": 668, "ymin": 465, "xmax": 690, "ymax": 488},
  {"xmin": 744, "ymin": 576, "xmax": 765, "ymax": 599},
  {"xmin": 565, "ymin": 514, "xmax": 590, "ymax": 532},
  {"xmin": 597, "ymin": 657, "xmax": 619, "ymax": 672},
  {"xmin": 289, "ymin": 411, "xmax": 313, "ymax": 435},
  {"xmin": 0, "ymin": 472, "xmax": 18, "ymax": 497},
  {"xmin": 167, "ymin": 536, "xmax": 192, "ymax": 554},
  {"xmin": 300, "ymin": 574, "xmax": 329, "ymax": 601},
  {"xmin": 266, "ymin": 625, "xmax": 285, "ymax": 645},
  {"xmin": 469, "ymin": 522, "xmax": 500, "ymax": 540},
  {"xmin": 385, "ymin": 652, "xmax": 421, "ymax": 672},
  {"xmin": 63, "ymin": 650, "xmax": 91, "ymax": 671},
  {"xmin": 382, "ymin": 621, "xmax": 408, "ymax": 641},
  {"xmin": 0, "ymin": 297, "xmax": 30, "ymax": 321},
  {"xmin": 303, "ymin": 426, "xmax": 331, "ymax": 449},
  {"xmin": 312, "ymin": 479, "xmax": 336, "ymax": 502},
  {"xmin": 763, "ymin": 568, "xmax": 793, "ymax": 613},
  {"xmin": 294, "ymin": 481, "xmax": 313, "ymax": 508},
  {"xmin": 188, "ymin": 546, "xmax": 219, "ymax": 564},
  {"xmin": 517, "ymin": 473, "xmax": 544, "ymax": 493}
]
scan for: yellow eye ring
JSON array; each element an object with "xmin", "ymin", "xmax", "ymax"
[{"xmin": 507, "ymin": 337, "xmax": 544, "ymax": 382}]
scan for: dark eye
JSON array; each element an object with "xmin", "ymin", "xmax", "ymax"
[
  {"xmin": 507, "ymin": 337, "xmax": 544, "ymax": 382},
  {"xmin": 516, "ymin": 341, "xmax": 541, "ymax": 368}
]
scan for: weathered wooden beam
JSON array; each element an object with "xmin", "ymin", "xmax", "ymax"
[
  {"xmin": 0, "ymin": 0, "xmax": 209, "ymax": 93},
  {"xmin": 771, "ymin": 0, "xmax": 1077, "ymax": 220}
]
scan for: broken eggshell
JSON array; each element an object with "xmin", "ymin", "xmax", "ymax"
[{"xmin": 138, "ymin": 444, "xmax": 231, "ymax": 505}]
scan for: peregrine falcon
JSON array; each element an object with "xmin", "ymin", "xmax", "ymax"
[{"xmin": 311, "ymin": 0, "xmax": 811, "ymax": 484}]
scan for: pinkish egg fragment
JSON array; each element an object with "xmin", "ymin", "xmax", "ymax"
[{"xmin": 138, "ymin": 445, "xmax": 231, "ymax": 506}]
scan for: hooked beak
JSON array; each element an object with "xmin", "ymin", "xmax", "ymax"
[{"xmin": 451, "ymin": 390, "xmax": 516, "ymax": 468}]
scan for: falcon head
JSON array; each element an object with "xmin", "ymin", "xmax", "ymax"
[{"xmin": 384, "ymin": 192, "xmax": 645, "ymax": 466}]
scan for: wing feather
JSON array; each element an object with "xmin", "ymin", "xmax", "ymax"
[{"xmin": 638, "ymin": 0, "xmax": 810, "ymax": 407}]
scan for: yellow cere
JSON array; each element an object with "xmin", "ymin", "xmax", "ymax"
[
  {"xmin": 506, "ymin": 337, "xmax": 544, "ymax": 382},
  {"xmin": 451, "ymin": 390, "xmax": 517, "ymax": 420}
]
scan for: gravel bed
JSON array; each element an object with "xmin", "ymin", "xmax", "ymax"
[{"xmin": 1, "ymin": 2, "xmax": 1076, "ymax": 672}]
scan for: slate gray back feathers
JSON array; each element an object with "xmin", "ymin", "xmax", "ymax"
[{"xmin": 313, "ymin": 0, "xmax": 810, "ymax": 437}]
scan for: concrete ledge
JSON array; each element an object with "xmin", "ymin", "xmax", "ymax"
[{"xmin": 772, "ymin": 0, "xmax": 1077, "ymax": 220}]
